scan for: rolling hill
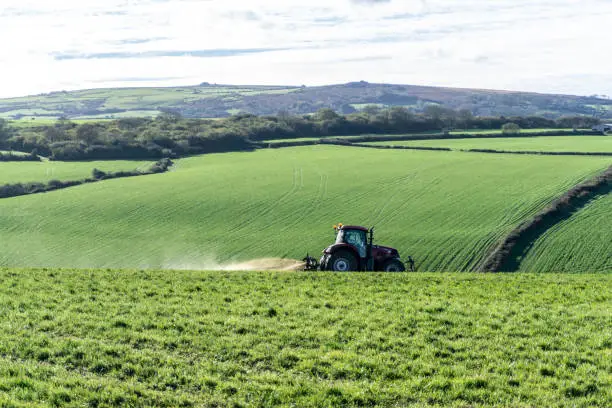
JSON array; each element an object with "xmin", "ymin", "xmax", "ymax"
[{"xmin": 1, "ymin": 82, "xmax": 611, "ymax": 121}]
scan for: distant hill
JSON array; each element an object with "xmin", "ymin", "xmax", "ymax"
[{"xmin": 1, "ymin": 82, "xmax": 611, "ymax": 121}]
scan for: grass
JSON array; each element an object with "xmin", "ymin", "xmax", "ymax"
[
  {"xmin": 449, "ymin": 128, "xmax": 572, "ymax": 134},
  {"xmin": 0, "ymin": 269, "xmax": 609, "ymax": 407},
  {"xmin": 0, "ymin": 146, "xmax": 609, "ymax": 270},
  {"xmin": 519, "ymin": 194, "xmax": 612, "ymax": 272},
  {"xmin": 0, "ymin": 160, "xmax": 153, "ymax": 185},
  {"xmin": 0, "ymin": 150, "xmax": 28, "ymax": 156},
  {"xmin": 368, "ymin": 135, "xmax": 612, "ymax": 153},
  {"xmin": 262, "ymin": 130, "xmax": 582, "ymax": 145},
  {"xmin": 263, "ymin": 137, "xmax": 321, "ymax": 143}
]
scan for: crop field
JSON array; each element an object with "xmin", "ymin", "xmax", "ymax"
[
  {"xmin": 0, "ymin": 269, "xmax": 609, "ymax": 407},
  {"xmin": 262, "ymin": 130, "xmax": 581, "ymax": 145},
  {"xmin": 0, "ymin": 150, "xmax": 28, "ymax": 156},
  {"xmin": 519, "ymin": 194, "xmax": 612, "ymax": 273},
  {"xmin": 0, "ymin": 160, "xmax": 152, "ymax": 185},
  {"xmin": 368, "ymin": 136, "xmax": 612, "ymax": 153},
  {"xmin": 0, "ymin": 146, "xmax": 609, "ymax": 271},
  {"xmin": 449, "ymin": 128, "xmax": 572, "ymax": 134}
]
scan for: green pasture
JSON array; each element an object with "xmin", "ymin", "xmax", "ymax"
[
  {"xmin": 520, "ymin": 194, "xmax": 612, "ymax": 273},
  {"xmin": 263, "ymin": 130, "xmax": 581, "ymax": 145},
  {"xmin": 369, "ymin": 135, "xmax": 612, "ymax": 153},
  {"xmin": 262, "ymin": 132, "xmax": 445, "ymax": 144},
  {"xmin": 0, "ymin": 270, "xmax": 609, "ymax": 407},
  {"xmin": 0, "ymin": 146, "xmax": 609, "ymax": 270},
  {"xmin": 450, "ymin": 128, "xmax": 572, "ymax": 134},
  {"xmin": 0, "ymin": 150, "xmax": 28, "ymax": 156},
  {"xmin": 0, "ymin": 160, "xmax": 153, "ymax": 185}
]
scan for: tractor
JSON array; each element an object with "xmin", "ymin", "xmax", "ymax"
[{"xmin": 304, "ymin": 224, "xmax": 414, "ymax": 272}]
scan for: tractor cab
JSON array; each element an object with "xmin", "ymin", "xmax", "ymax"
[
  {"xmin": 334, "ymin": 226, "xmax": 368, "ymax": 258},
  {"xmin": 303, "ymin": 223, "xmax": 413, "ymax": 272}
]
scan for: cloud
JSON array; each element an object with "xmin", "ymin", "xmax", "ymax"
[
  {"xmin": 0, "ymin": 0, "xmax": 611, "ymax": 98},
  {"xmin": 351, "ymin": 0, "xmax": 392, "ymax": 4},
  {"xmin": 52, "ymin": 48, "xmax": 289, "ymax": 60}
]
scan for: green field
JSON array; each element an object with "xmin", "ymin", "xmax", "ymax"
[
  {"xmin": 450, "ymin": 128, "xmax": 571, "ymax": 134},
  {"xmin": 519, "ymin": 194, "xmax": 612, "ymax": 273},
  {"xmin": 0, "ymin": 269, "xmax": 609, "ymax": 407},
  {"xmin": 0, "ymin": 160, "xmax": 153, "ymax": 185},
  {"xmin": 0, "ymin": 150, "xmax": 28, "ymax": 156},
  {"xmin": 263, "ymin": 131, "xmax": 583, "ymax": 145},
  {"xmin": 369, "ymin": 136, "xmax": 612, "ymax": 153},
  {"xmin": 0, "ymin": 146, "xmax": 609, "ymax": 270}
]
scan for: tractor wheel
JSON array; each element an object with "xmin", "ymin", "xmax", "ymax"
[
  {"xmin": 383, "ymin": 259, "xmax": 406, "ymax": 272},
  {"xmin": 328, "ymin": 251, "xmax": 357, "ymax": 272}
]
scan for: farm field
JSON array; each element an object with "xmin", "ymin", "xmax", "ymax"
[
  {"xmin": 0, "ymin": 269, "xmax": 609, "ymax": 407},
  {"xmin": 368, "ymin": 136, "xmax": 612, "ymax": 153},
  {"xmin": 0, "ymin": 146, "xmax": 609, "ymax": 270},
  {"xmin": 449, "ymin": 128, "xmax": 572, "ymax": 134},
  {"xmin": 0, "ymin": 160, "xmax": 153, "ymax": 185},
  {"xmin": 262, "ymin": 130, "xmax": 579, "ymax": 144},
  {"xmin": 0, "ymin": 150, "xmax": 28, "ymax": 155},
  {"xmin": 519, "ymin": 194, "xmax": 612, "ymax": 273}
]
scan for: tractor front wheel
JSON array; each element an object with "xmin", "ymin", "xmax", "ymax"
[
  {"xmin": 328, "ymin": 251, "xmax": 357, "ymax": 272},
  {"xmin": 383, "ymin": 259, "xmax": 406, "ymax": 272}
]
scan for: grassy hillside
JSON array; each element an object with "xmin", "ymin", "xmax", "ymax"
[
  {"xmin": 519, "ymin": 194, "xmax": 612, "ymax": 272},
  {"xmin": 0, "ymin": 269, "xmax": 609, "ymax": 407},
  {"xmin": 0, "ymin": 160, "xmax": 152, "ymax": 185},
  {"xmin": 369, "ymin": 136, "xmax": 612, "ymax": 153},
  {"xmin": 0, "ymin": 146, "xmax": 609, "ymax": 270},
  {"xmin": 0, "ymin": 85, "xmax": 299, "ymax": 121},
  {"xmin": 2, "ymin": 82, "xmax": 611, "ymax": 119}
]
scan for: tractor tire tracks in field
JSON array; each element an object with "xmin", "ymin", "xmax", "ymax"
[{"xmin": 478, "ymin": 165, "xmax": 612, "ymax": 272}]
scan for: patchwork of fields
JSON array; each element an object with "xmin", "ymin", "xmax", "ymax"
[
  {"xmin": 368, "ymin": 135, "xmax": 612, "ymax": 153},
  {"xmin": 0, "ymin": 144, "xmax": 609, "ymax": 271},
  {"xmin": 0, "ymin": 85, "xmax": 300, "ymax": 121},
  {"xmin": 0, "ymin": 270, "xmax": 609, "ymax": 407}
]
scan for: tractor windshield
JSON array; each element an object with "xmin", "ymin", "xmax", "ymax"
[{"xmin": 336, "ymin": 229, "xmax": 367, "ymax": 258}]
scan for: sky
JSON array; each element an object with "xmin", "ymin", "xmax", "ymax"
[{"xmin": 0, "ymin": 0, "xmax": 611, "ymax": 98}]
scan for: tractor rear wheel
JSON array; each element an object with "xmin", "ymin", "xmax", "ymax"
[
  {"xmin": 328, "ymin": 251, "xmax": 357, "ymax": 272},
  {"xmin": 383, "ymin": 259, "xmax": 406, "ymax": 272}
]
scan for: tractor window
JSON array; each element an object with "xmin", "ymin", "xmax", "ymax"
[{"xmin": 337, "ymin": 229, "xmax": 367, "ymax": 258}]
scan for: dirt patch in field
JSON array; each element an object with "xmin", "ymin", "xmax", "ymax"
[
  {"xmin": 223, "ymin": 258, "xmax": 304, "ymax": 271},
  {"xmin": 162, "ymin": 257, "xmax": 305, "ymax": 271}
]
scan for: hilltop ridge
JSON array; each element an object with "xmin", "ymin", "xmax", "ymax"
[{"xmin": 1, "ymin": 82, "xmax": 611, "ymax": 121}]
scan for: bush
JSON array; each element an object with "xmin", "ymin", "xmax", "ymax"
[{"xmin": 501, "ymin": 123, "xmax": 521, "ymax": 135}]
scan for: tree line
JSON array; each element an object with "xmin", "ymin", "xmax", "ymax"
[{"xmin": 0, "ymin": 108, "xmax": 602, "ymax": 161}]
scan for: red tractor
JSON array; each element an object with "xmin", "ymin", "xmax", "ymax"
[{"xmin": 304, "ymin": 224, "xmax": 414, "ymax": 272}]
